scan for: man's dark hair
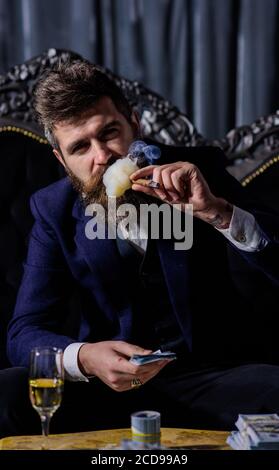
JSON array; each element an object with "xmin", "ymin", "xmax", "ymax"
[{"xmin": 33, "ymin": 60, "xmax": 133, "ymax": 149}]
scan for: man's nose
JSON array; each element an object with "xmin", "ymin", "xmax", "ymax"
[{"xmin": 93, "ymin": 142, "xmax": 112, "ymax": 165}]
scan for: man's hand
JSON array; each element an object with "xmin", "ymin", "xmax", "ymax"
[
  {"xmin": 78, "ymin": 341, "xmax": 171, "ymax": 391},
  {"xmin": 130, "ymin": 162, "xmax": 233, "ymax": 228}
]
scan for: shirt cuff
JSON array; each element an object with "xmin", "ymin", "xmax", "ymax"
[
  {"xmin": 63, "ymin": 342, "xmax": 89, "ymax": 382},
  {"xmin": 216, "ymin": 206, "xmax": 269, "ymax": 252}
]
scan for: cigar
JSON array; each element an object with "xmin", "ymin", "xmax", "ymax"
[{"xmin": 131, "ymin": 178, "xmax": 160, "ymax": 189}]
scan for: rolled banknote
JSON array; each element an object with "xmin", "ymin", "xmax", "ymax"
[{"xmin": 130, "ymin": 177, "xmax": 160, "ymax": 189}]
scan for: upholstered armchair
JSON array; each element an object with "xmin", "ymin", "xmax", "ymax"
[{"xmin": 0, "ymin": 48, "xmax": 278, "ymax": 368}]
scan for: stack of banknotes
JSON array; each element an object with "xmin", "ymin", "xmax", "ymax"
[
  {"xmin": 130, "ymin": 350, "xmax": 177, "ymax": 365},
  {"xmin": 227, "ymin": 414, "xmax": 279, "ymax": 450}
]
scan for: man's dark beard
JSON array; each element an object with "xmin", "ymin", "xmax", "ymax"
[{"xmin": 65, "ymin": 164, "xmax": 157, "ymax": 220}]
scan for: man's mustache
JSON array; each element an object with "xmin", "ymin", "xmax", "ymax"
[{"xmin": 83, "ymin": 155, "xmax": 118, "ymax": 193}]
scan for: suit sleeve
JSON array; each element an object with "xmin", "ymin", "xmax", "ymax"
[
  {"xmin": 188, "ymin": 146, "xmax": 279, "ymax": 285},
  {"xmin": 7, "ymin": 194, "xmax": 77, "ymax": 367}
]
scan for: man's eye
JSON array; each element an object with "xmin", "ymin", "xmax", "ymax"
[
  {"xmin": 74, "ymin": 143, "xmax": 89, "ymax": 154},
  {"xmin": 102, "ymin": 128, "xmax": 119, "ymax": 140}
]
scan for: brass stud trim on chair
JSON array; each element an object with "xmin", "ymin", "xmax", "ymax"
[
  {"xmin": 241, "ymin": 155, "xmax": 279, "ymax": 186},
  {"xmin": 0, "ymin": 125, "xmax": 48, "ymax": 145}
]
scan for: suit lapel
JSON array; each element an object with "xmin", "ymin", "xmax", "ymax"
[
  {"xmin": 72, "ymin": 198, "xmax": 134, "ymax": 336},
  {"xmin": 72, "ymin": 196, "xmax": 193, "ymax": 349}
]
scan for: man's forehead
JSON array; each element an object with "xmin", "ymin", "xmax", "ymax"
[
  {"xmin": 55, "ymin": 99, "xmax": 117, "ymax": 130},
  {"xmin": 53, "ymin": 100, "xmax": 120, "ymax": 143}
]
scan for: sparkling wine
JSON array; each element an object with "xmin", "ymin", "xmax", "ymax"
[{"xmin": 29, "ymin": 378, "xmax": 63, "ymax": 415}]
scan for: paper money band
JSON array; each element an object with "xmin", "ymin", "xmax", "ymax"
[
  {"xmin": 131, "ymin": 430, "xmax": 161, "ymax": 442},
  {"xmin": 131, "ymin": 431, "xmax": 161, "ymax": 437},
  {"xmin": 131, "ymin": 410, "xmax": 161, "ymax": 444}
]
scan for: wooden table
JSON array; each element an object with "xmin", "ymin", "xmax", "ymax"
[{"xmin": 0, "ymin": 428, "xmax": 230, "ymax": 450}]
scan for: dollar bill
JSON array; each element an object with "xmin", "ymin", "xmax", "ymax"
[
  {"xmin": 247, "ymin": 422, "xmax": 279, "ymax": 447},
  {"xmin": 235, "ymin": 413, "xmax": 279, "ymax": 432},
  {"xmin": 227, "ymin": 413, "xmax": 279, "ymax": 450},
  {"xmin": 130, "ymin": 350, "xmax": 177, "ymax": 365}
]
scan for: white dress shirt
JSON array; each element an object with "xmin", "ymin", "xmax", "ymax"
[{"xmin": 63, "ymin": 206, "xmax": 268, "ymax": 381}]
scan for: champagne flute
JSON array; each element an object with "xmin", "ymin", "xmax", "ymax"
[{"xmin": 29, "ymin": 347, "xmax": 64, "ymax": 449}]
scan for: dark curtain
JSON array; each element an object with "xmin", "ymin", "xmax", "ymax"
[{"xmin": 0, "ymin": 0, "xmax": 279, "ymax": 139}]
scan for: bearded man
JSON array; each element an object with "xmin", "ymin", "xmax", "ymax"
[{"xmin": 1, "ymin": 60, "xmax": 279, "ymax": 437}]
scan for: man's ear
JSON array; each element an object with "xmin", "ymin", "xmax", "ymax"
[
  {"xmin": 131, "ymin": 111, "xmax": 142, "ymax": 138},
  {"xmin": 53, "ymin": 149, "xmax": 66, "ymax": 168}
]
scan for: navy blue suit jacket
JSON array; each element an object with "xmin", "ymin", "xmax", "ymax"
[{"xmin": 7, "ymin": 145, "xmax": 279, "ymax": 367}]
